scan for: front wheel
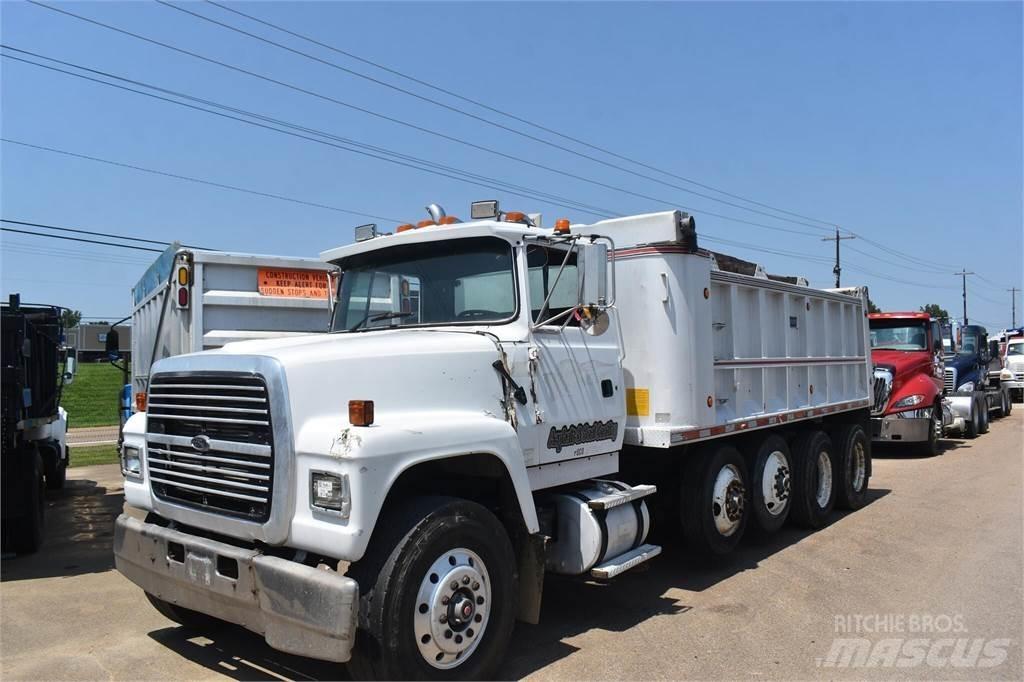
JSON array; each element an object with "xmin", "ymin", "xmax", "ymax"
[
  {"xmin": 918, "ymin": 405, "xmax": 943, "ymax": 457},
  {"xmin": 965, "ymin": 399, "xmax": 981, "ymax": 438},
  {"xmin": 978, "ymin": 397, "xmax": 990, "ymax": 434},
  {"xmin": 347, "ymin": 497, "xmax": 517, "ymax": 680},
  {"xmin": 835, "ymin": 424, "xmax": 871, "ymax": 509}
]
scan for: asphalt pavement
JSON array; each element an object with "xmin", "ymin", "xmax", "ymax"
[{"xmin": 2, "ymin": 412, "xmax": 1021, "ymax": 680}]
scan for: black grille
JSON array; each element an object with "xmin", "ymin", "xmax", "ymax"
[{"xmin": 146, "ymin": 374, "xmax": 273, "ymax": 522}]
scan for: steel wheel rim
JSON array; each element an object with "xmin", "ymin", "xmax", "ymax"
[
  {"xmin": 850, "ymin": 441, "xmax": 866, "ymax": 492},
  {"xmin": 413, "ymin": 548, "xmax": 490, "ymax": 670},
  {"xmin": 815, "ymin": 450, "xmax": 833, "ymax": 508},
  {"xmin": 712, "ymin": 463, "xmax": 745, "ymax": 536},
  {"xmin": 761, "ymin": 450, "xmax": 790, "ymax": 516}
]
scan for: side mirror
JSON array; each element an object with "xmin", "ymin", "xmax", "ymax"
[
  {"xmin": 105, "ymin": 327, "xmax": 121, "ymax": 360},
  {"xmin": 578, "ymin": 242, "xmax": 608, "ymax": 308},
  {"xmin": 62, "ymin": 349, "xmax": 77, "ymax": 385}
]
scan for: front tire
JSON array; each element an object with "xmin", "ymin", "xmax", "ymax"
[
  {"xmin": 789, "ymin": 431, "xmax": 836, "ymax": 529},
  {"xmin": 965, "ymin": 399, "xmax": 981, "ymax": 438},
  {"xmin": 978, "ymin": 397, "xmax": 990, "ymax": 434},
  {"xmin": 680, "ymin": 444, "xmax": 749, "ymax": 554},
  {"xmin": 12, "ymin": 449, "xmax": 45, "ymax": 554},
  {"xmin": 918, "ymin": 405, "xmax": 943, "ymax": 457},
  {"xmin": 347, "ymin": 496, "xmax": 517, "ymax": 680}
]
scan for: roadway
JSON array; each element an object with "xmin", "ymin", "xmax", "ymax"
[{"xmin": 2, "ymin": 412, "xmax": 1021, "ymax": 680}]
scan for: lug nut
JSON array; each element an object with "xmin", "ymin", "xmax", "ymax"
[
  {"xmin": 441, "ymin": 596, "xmax": 449, "ymax": 605},
  {"xmin": 462, "ymin": 576, "xmax": 470, "ymax": 585},
  {"xmin": 450, "ymin": 581, "xmax": 459, "ymax": 591},
  {"xmin": 472, "ymin": 581, "xmax": 480, "ymax": 590},
  {"xmin": 439, "ymin": 615, "xmax": 447, "ymax": 624}
]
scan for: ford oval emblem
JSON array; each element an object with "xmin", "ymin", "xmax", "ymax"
[{"xmin": 191, "ymin": 435, "xmax": 211, "ymax": 452}]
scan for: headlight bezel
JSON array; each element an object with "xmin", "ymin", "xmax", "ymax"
[
  {"xmin": 120, "ymin": 445, "xmax": 142, "ymax": 480},
  {"xmin": 310, "ymin": 470, "xmax": 351, "ymax": 518},
  {"xmin": 957, "ymin": 381, "xmax": 976, "ymax": 393}
]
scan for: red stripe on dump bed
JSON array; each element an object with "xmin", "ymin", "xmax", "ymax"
[{"xmin": 669, "ymin": 398, "xmax": 872, "ymax": 444}]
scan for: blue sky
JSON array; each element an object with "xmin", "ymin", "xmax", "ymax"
[{"xmin": 2, "ymin": 1, "xmax": 1021, "ymax": 328}]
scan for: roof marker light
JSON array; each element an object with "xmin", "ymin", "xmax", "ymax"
[
  {"xmin": 438, "ymin": 216, "xmax": 460, "ymax": 225},
  {"xmin": 504, "ymin": 211, "xmax": 527, "ymax": 224},
  {"xmin": 554, "ymin": 218, "xmax": 571, "ymax": 234},
  {"xmin": 396, "ymin": 223, "xmax": 415, "ymax": 233},
  {"xmin": 416, "ymin": 219, "xmax": 435, "ymax": 228}
]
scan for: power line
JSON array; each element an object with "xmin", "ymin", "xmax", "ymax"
[
  {"xmin": 13, "ymin": 7, "xmax": 827, "ymax": 236},
  {"xmin": 1, "ymin": 49, "xmax": 620, "ymax": 220},
  {"xmin": 1, "ymin": 218, "xmax": 199, "ymax": 248},
  {"xmin": 1, "ymin": 226, "xmax": 164, "ymax": 252},
  {"xmin": 821, "ymin": 228, "xmax": 856, "ymax": 287},
  {"xmin": 153, "ymin": 0, "xmax": 836, "ymax": 233},
  {"xmin": 204, "ymin": 0, "xmax": 841, "ymax": 231},
  {"xmin": 2, "ymin": 139, "xmax": 405, "ymax": 224}
]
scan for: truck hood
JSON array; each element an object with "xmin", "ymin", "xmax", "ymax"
[
  {"xmin": 157, "ymin": 329, "xmax": 511, "ymax": 434},
  {"xmin": 870, "ymin": 349, "xmax": 932, "ymax": 378}
]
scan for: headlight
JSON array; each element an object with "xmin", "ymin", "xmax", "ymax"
[
  {"xmin": 958, "ymin": 381, "xmax": 975, "ymax": 393},
  {"xmin": 120, "ymin": 445, "xmax": 142, "ymax": 479},
  {"xmin": 892, "ymin": 394, "xmax": 925, "ymax": 408},
  {"xmin": 310, "ymin": 471, "xmax": 351, "ymax": 518},
  {"xmin": 1000, "ymin": 369, "xmax": 1013, "ymax": 380}
]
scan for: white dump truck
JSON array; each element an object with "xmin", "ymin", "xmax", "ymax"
[{"xmin": 114, "ymin": 204, "xmax": 873, "ymax": 679}]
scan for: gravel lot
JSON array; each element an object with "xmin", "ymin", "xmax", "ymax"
[{"xmin": 2, "ymin": 412, "xmax": 1021, "ymax": 680}]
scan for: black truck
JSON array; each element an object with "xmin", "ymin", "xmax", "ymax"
[{"xmin": 1, "ymin": 294, "xmax": 74, "ymax": 554}]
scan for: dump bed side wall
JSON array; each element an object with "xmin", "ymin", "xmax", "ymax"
[
  {"xmin": 614, "ymin": 249, "xmax": 871, "ymax": 448},
  {"xmin": 131, "ymin": 250, "xmax": 334, "ymax": 397}
]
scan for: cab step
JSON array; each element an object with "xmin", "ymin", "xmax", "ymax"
[
  {"xmin": 590, "ymin": 543, "xmax": 662, "ymax": 579},
  {"xmin": 586, "ymin": 482, "xmax": 657, "ymax": 510}
]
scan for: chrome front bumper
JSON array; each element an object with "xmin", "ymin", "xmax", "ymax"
[
  {"xmin": 113, "ymin": 514, "xmax": 358, "ymax": 662},
  {"xmin": 870, "ymin": 412, "xmax": 932, "ymax": 442}
]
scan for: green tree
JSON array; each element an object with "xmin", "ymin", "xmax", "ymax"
[
  {"xmin": 867, "ymin": 297, "xmax": 881, "ymax": 314},
  {"xmin": 61, "ymin": 309, "xmax": 81, "ymax": 329},
  {"xmin": 920, "ymin": 303, "xmax": 949, "ymax": 320}
]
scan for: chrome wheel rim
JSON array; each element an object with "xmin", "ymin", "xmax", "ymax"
[
  {"xmin": 850, "ymin": 441, "xmax": 866, "ymax": 492},
  {"xmin": 815, "ymin": 450, "xmax": 833, "ymax": 508},
  {"xmin": 761, "ymin": 450, "xmax": 790, "ymax": 516},
  {"xmin": 414, "ymin": 548, "xmax": 490, "ymax": 669},
  {"xmin": 712, "ymin": 463, "xmax": 745, "ymax": 536}
]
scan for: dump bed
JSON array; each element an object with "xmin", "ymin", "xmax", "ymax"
[
  {"xmin": 131, "ymin": 245, "xmax": 335, "ymax": 399},
  {"xmin": 582, "ymin": 212, "xmax": 872, "ymax": 448}
]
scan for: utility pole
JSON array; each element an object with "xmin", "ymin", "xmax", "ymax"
[
  {"xmin": 954, "ymin": 269, "xmax": 974, "ymax": 325},
  {"xmin": 822, "ymin": 227, "xmax": 856, "ymax": 287},
  {"xmin": 1009, "ymin": 287, "xmax": 1020, "ymax": 328}
]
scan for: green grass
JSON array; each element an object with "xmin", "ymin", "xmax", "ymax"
[
  {"xmin": 70, "ymin": 444, "xmax": 120, "ymax": 468},
  {"xmin": 61, "ymin": 362, "xmax": 129, "ymax": 427}
]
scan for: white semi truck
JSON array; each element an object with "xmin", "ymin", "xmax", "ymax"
[{"xmin": 114, "ymin": 204, "xmax": 873, "ymax": 679}]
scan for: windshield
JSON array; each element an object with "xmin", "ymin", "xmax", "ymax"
[
  {"xmin": 958, "ymin": 330, "xmax": 980, "ymax": 355},
  {"xmin": 870, "ymin": 320, "xmax": 929, "ymax": 351},
  {"xmin": 1008, "ymin": 342, "xmax": 1024, "ymax": 357},
  {"xmin": 330, "ymin": 236, "xmax": 516, "ymax": 332}
]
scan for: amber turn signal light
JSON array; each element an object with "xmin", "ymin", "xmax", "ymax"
[
  {"xmin": 349, "ymin": 400, "xmax": 374, "ymax": 426},
  {"xmin": 135, "ymin": 392, "xmax": 147, "ymax": 412}
]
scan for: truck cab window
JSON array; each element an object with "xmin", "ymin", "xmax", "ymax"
[
  {"xmin": 332, "ymin": 237, "xmax": 515, "ymax": 331},
  {"xmin": 527, "ymin": 244, "xmax": 580, "ymax": 326}
]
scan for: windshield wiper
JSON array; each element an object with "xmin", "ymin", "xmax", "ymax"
[{"xmin": 348, "ymin": 311, "xmax": 414, "ymax": 332}]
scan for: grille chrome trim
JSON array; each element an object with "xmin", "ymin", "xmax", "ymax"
[
  {"xmin": 872, "ymin": 367, "xmax": 893, "ymax": 416},
  {"xmin": 149, "ymin": 476, "xmax": 268, "ymax": 503},
  {"xmin": 143, "ymin": 355, "xmax": 296, "ymax": 545},
  {"xmin": 147, "ymin": 447, "xmax": 271, "ymax": 469},
  {"xmin": 147, "ymin": 432, "xmax": 270, "ymax": 457},
  {"xmin": 147, "ymin": 457, "xmax": 271, "ymax": 481},
  {"xmin": 944, "ymin": 368, "xmax": 956, "ymax": 394},
  {"xmin": 148, "ymin": 402, "xmax": 269, "ymax": 415},
  {"xmin": 148, "ymin": 466, "xmax": 269, "ymax": 491},
  {"xmin": 148, "ymin": 393, "xmax": 268, "ymax": 403},
  {"xmin": 147, "ymin": 413, "xmax": 271, "ymax": 426},
  {"xmin": 148, "ymin": 383, "xmax": 266, "ymax": 392}
]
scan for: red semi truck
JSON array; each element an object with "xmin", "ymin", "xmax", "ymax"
[{"xmin": 868, "ymin": 312, "xmax": 946, "ymax": 455}]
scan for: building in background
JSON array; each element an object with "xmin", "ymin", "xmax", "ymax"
[{"xmin": 66, "ymin": 323, "xmax": 131, "ymax": 362}]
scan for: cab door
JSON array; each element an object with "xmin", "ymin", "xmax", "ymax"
[{"xmin": 525, "ymin": 243, "xmax": 624, "ymax": 465}]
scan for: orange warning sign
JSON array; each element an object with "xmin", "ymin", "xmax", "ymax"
[{"xmin": 257, "ymin": 268, "xmax": 329, "ymax": 298}]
